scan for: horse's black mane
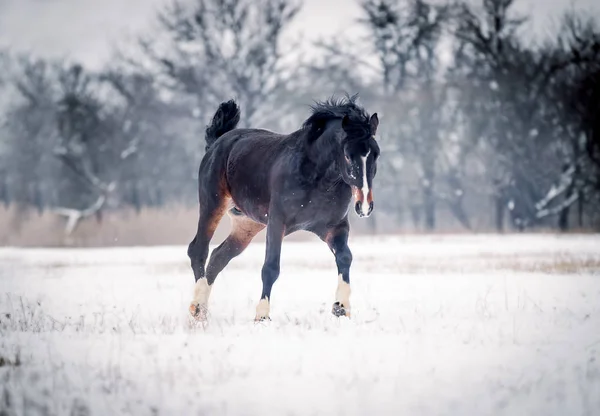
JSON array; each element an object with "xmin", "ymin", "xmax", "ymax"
[{"xmin": 303, "ymin": 94, "xmax": 371, "ymax": 143}]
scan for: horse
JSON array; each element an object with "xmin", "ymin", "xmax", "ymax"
[{"xmin": 187, "ymin": 94, "xmax": 380, "ymax": 321}]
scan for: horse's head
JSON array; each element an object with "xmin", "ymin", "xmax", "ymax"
[
  {"xmin": 302, "ymin": 95, "xmax": 380, "ymax": 218},
  {"xmin": 339, "ymin": 113, "xmax": 380, "ymax": 218}
]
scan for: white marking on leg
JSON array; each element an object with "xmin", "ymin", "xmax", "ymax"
[
  {"xmin": 255, "ymin": 297, "xmax": 270, "ymax": 320},
  {"xmin": 190, "ymin": 278, "xmax": 212, "ymax": 320},
  {"xmin": 335, "ymin": 274, "xmax": 351, "ymax": 316},
  {"xmin": 191, "ymin": 278, "xmax": 212, "ymax": 307},
  {"xmin": 360, "ymin": 151, "xmax": 370, "ymax": 216}
]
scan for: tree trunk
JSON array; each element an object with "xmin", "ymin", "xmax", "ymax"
[
  {"xmin": 33, "ymin": 183, "xmax": 44, "ymax": 215},
  {"xmin": 423, "ymin": 185, "xmax": 435, "ymax": 231},
  {"xmin": 494, "ymin": 195, "xmax": 504, "ymax": 233},
  {"xmin": 0, "ymin": 176, "xmax": 8, "ymax": 208},
  {"xmin": 577, "ymin": 191, "xmax": 584, "ymax": 228},
  {"xmin": 558, "ymin": 184, "xmax": 575, "ymax": 232},
  {"xmin": 410, "ymin": 203, "xmax": 421, "ymax": 230},
  {"xmin": 131, "ymin": 184, "xmax": 141, "ymax": 214},
  {"xmin": 558, "ymin": 206, "xmax": 569, "ymax": 231},
  {"xmin": 408, "ymin": 188, "xmax": 421, "ymax": 230}
]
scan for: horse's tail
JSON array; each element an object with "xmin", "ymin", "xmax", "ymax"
[{"xmin": 205, "ymin": 100, "xmax": 241, "ymax": 151}]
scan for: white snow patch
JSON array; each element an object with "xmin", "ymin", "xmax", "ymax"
[{"xmin": 0, "ymin": 235, "xmax": 599, "ymax": 415}]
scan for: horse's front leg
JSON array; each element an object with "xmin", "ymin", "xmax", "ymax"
[
  {"xmin": 317, "ymin": 220, "xmax": 353, "ymax": 318},
  {"xmin": 255, "ymin": 218, "xmax": 285, "ymax": 322}
]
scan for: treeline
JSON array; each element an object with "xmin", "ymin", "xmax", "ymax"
[{"xmin": 0, "ymin": 0, "xmax": 598, "ymax": 234}]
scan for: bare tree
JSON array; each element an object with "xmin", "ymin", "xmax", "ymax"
[
  {"xmin": 304, "ymin": 1, "xmax": 481, "ymax": 231},
  {"xmin": 3, "ymin": 56, "xmax": 59, "ymax": 214},
  {"xmin": 100, "ymin": 70, "xmax": 199, "ymax": 209},
  {"xmin": 451, "ymin": 0, "xmax": 585, "ymax": 231},
  {"xmin": 4, "ymin": 52, "xmax": 203, "ymax": 236},
  {"xmin": 134, "ymin": 0, "xmax": 301, "ymax": 127},
  {"xmin": 51, "ymin": 65, "xmax": 118, "ymax": 234},
  {"xmin": 52, "ymin": 65, "xmax": 199, "ymax": 233},
  {"xmin": 333, "ymin": 0, "xmax": 458, "ymax": 230},
  {"xmin": 551, "ymin": 12, "xmax": 600, "ymax": 229},
  {"xmin": 0, "ymin": 50, "xmax": 9, "ymax": 208}
]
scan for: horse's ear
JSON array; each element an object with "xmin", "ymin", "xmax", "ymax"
[{"xmin": 370, "ymin": 113, "xmax": 379, "ymax": 136}]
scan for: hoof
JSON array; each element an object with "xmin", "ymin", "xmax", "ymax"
[
  {"xmin": 254, "ymin": 316, "xmax": 271, "ymax": 323},
  {"xmin": 255, "ymin": 298, "xmax": 270, "ymax": 323},
  {"xmin": 332, "ymin": 302, "xmax": 350, "ymax": 318},
  {"xmin": 189, "ymin": 303, "xmax": 209, "ymax": 321}
]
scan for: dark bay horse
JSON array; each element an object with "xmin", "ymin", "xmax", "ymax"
[{"xmin": 188, "ymin": 95, "xmax": 380, "ymax": 321}]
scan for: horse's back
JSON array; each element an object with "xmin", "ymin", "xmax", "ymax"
[
  {"xmin": 224, "ymin": 128, "xmax": 289, "ymax": 146},
  {"xmin": 213, "ymin": 128, "xmax": 299, "ymax": 221},
  {"xmin": 222, "ymin": 128, "xmax": 296, "ymax": 168},
  {"xmin": 203, "ymin": 128, "xmax": 290, "ymax": 171}
]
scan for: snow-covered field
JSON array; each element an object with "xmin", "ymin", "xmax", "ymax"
[{"xmin": 1, "ymin": 234, "xmax": 599, "ymax": 415}]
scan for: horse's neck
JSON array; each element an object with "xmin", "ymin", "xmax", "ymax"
[
  {"xmin": 305, "ymin": 126, "xmax": 342, "ymax": 167},
  {"xmin": 312, "ymin": 157, "xmax": 347, "ymax": 192}
]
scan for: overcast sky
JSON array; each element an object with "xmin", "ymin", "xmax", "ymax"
[{"xmin": 0, "ymin": 0, "xmax": 598, "ymax": 69}]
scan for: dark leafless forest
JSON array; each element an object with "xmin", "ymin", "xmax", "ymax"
[{"xmin": 0, "ymin": 0, "xmax": 599, "ymax": 243}]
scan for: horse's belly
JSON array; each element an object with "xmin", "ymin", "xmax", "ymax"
[
  {"xmin": 226, "ymin": 165, "xmax": 272, "ymax": 224},
  {"xmin": 229, "ymin": 195, "xmax": 270, "ymax": 224},
  {"xmin": 226, "ymin": 177, "xmax": 273, "ymax": 224}
]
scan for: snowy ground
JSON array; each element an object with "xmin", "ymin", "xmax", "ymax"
[{"xmin": 1, "ymin": 234, "xmax": 599, "ymax": 416}]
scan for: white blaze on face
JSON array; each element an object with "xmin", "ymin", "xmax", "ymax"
[{"xmin": 360, "ymin": 150, "xmax": 371, "ymax": 216}]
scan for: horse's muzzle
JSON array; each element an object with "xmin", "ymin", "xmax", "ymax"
[
  {"xmin": 353, "ymin": 186, "xmax": 374, "ymax": 218},
  {"xmin": 355, "ymin": 200, "xmax": 374, "ymax": 218}
]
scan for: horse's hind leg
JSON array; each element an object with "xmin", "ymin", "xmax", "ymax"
[
  {"xmin": 205, "ymin": 209, "xmax": 265, "ymax": 284},
  {"xmin": 188, "ymin": 189, "xmax": 228, "ymax": 319}
]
